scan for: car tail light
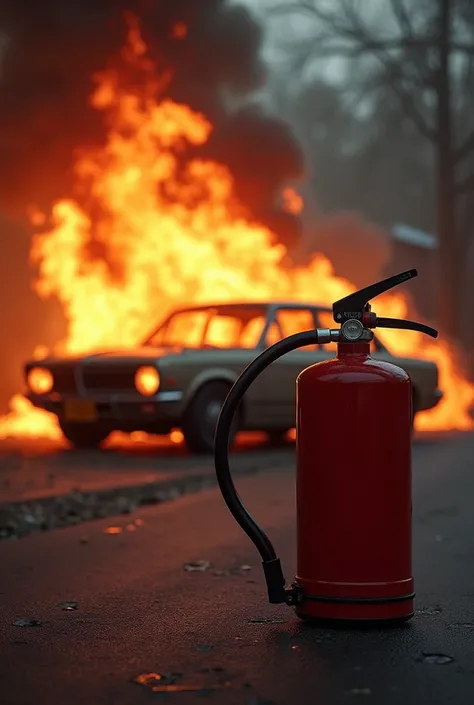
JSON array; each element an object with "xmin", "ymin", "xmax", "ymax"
[
  {"xmin": 135, "ymin": 366, "xmax": 160, "ymax": 396},
  {"xmin": 27, "ymin": 367, "xmax": 54, "ymax": 394}
]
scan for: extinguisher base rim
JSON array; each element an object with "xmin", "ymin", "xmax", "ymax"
[
  {"xmin": 291, "ymin": 583, "xmax": 415, "ymax": 623},
  {"xmin": 301, "ymin": 591, "xmax": 416, "ymax": 605}
]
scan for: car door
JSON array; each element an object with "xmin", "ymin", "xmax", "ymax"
[{"xmin": 258, "ymin": 306, "xmax": 322, "ymax": 428}]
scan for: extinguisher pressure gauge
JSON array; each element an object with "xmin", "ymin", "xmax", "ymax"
[{"xmin": 341, "ymin": 319, "xmax": 364, "ymax": 341}]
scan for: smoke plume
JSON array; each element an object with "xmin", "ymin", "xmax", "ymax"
[
  {"xmin": 0, "ymin": 0, "xmax": 305, "ymax": 412},
  {"xmin": 0, "ymin": 0, "xmax": 304, "ymax": 245}
]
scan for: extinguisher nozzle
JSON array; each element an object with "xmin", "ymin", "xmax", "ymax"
[{"xmin": 263, "ymin": 558, "xmax": 287, "ymax": 604}]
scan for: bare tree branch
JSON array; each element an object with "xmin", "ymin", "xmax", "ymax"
[
  {"xmin": 317, "ymin": 2, "xmax": 437, "ymax": 140},
  {"xmin": 273, "ymin": 1, "xmax": 471, "ymax": 142},
  {"xmin": 277, "ymin": 35, "xmax": 367, "ymax": 59},
  {"xmin": 388, "ymin": 0, "xmax": 413, "ymax": 36},
  {"xmin": 375, "ymin": 68, "xmax": 436, "ymax": 140},
  {"xmin": 272, "ymin": 2, "xmax": 474, "ymax": 54}
]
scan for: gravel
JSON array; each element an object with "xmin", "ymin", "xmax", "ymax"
[{"xmin": 0, "ymin": 466, "xmax": 262, "ymax": 541}]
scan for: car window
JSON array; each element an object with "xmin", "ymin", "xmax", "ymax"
[
  {"xmin": 316, "ymin": 310, "xmax": 378, "ymax": 353},
  {"xmin": 206, "ymin": 315, "xmax": 241, "ymax": 347},
  {"xmin": 264, "ymin": 308, "xmax": 318, "ymax": 351},
  {"xmin": 145, "ymin": 306, "xmax": 267, "ymax": 349},
  {"xmin": 240, "ymin": 316, "xmax": 267, "ymax": 347},
  {"xmin": 156, "ymin": 311, "xmax": 209, "ymax": 347}
]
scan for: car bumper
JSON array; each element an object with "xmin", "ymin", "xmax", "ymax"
[{"xmin": 27, "ymin": 390, "xmax": 184, "ymax": 433}]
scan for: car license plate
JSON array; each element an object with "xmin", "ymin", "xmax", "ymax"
[{"xmin": 64, "ymin": 400, "xmax": 98, "ymax": 422}]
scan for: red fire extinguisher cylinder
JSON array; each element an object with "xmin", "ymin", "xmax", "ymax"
[
  {"xmin": 295, "ymin": 341, "xmax": 414, "ymax": 622},
  {"xmin": 214, "ymin": 269, "xmax": 439, "ymax": 626}
]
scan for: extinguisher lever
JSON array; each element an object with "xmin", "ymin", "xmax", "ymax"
[
  {"xmin": 376, "ymin": 317, "xmax": 438, "ymax": 338},
  {"xmin": 333, "ymin": 269, "xmax": 418, "ymax": 324}
]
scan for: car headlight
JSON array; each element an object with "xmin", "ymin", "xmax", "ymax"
[
  {"xmin": 27, "ymin": 367, "xmax": 54, "ymax": 394},
  {"xmin": 135, "ymin": 366, "xmax": 160, "ymax": 396}
]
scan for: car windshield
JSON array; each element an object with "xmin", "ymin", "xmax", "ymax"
[{"xmin": 143, "ymin": 305, "xmax": 268, "ymax": 349}]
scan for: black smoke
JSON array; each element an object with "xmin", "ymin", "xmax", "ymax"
[
  {"xmin": 0, "ymin": 0, "xmax": 304, "ymax": 246},
  {"xmin": 0, "ymin": 0, "xmax": 304, "ymax": 413}
]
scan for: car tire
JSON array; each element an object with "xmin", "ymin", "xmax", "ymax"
[
  {"xmin": 181, "ymin": 381, "xmax": 239, "ymax": 454},
  {"xmin": 266, "ymin": 429, "xmax": 290, "ymax": 447},
  {"xmin": 59, "ymin": 421, "xmax": 110, "ymax": 449}
]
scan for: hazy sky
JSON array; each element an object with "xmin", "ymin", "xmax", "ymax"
[{"xmin": 236, "ymin": 0, "xmax": 347, "ymax": 83}]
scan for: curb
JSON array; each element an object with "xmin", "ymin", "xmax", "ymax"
[{"xmin": 0, "ymin": 462, "xmax": 269, "ymax": 541}]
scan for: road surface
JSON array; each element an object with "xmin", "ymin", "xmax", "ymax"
[
  {"xmin": 1, "ymin": 433, "xmax": 473, "ymax": 705},
  {"xmin": 0, "ymin": 432, "xmax": 288, "ymax": 502},
  {"xmin": 0, "ymin": 431, "xmax": 461, "ymax": 503}
]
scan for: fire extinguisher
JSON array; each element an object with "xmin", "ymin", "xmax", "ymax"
[{"xmin": 214, "ymin": 269, "xmax": 438, "ymax": 623}]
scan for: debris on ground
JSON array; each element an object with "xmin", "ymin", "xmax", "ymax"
[
  {"xmin": 422, "ymin": 653, "xmax": 454, "ymax": 665},
  {"xmin": 58, "ymin": 601, "xmax": 78, "ymax": 611},
  {"xmin": 134, "ymin": 672, "xmax": 182, "ymax": 688},
  {"xmin": 416, "ymin": 606, "xmax": 442, "ymax": 616},
  {"xmin": 0, "ymin": 456, "xmax": 282, "ymax": 540},
  {"xmin": 212, "ymin": 564, "xmax": 252, "ymax": 577},
  {"xmin": 183, "ymin": 559, "xmax": 211, "ymax": 572},
  {"xmin": 0, "ymin": 475, "xmax": 216, "ymax": 540},
  {"xmin": 13, "ymin": 618, "xmax": 42, "ymax": 627},
  {"xmin": 133, "ymin": 671, "xmax": 229, "ymax": 693}
]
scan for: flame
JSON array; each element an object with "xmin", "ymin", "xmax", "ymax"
[
  {"xmin": 171, "ymin": 22, "xmax": 188, "ymax": 40},
  {"xmin": 0, "ymin": 17, "xmax": 472, "ymax": 442},
  {"xmin": 282, "ymin": 187, "xmax": 303, "ymax": 215}
]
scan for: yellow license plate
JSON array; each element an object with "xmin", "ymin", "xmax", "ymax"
[{"xmin": 64, "ymin": 400, "xmax": 98, "ymax": 422}]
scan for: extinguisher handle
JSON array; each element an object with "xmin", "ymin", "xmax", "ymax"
[
  {"xmin": 376, "ymin": 317, "xmax": 438, "ymax": 339},
  {"xmin": 214, "ymin": 329, "xmax": 324, "ymax": 604},
  {"xmin": 333, "ymin": 269, "xmax": 418, "ymax": 323}
]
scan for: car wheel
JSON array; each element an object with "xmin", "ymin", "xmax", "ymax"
[
  {"xmin": 182, "ymin": 381, "xmax": 239, "ymax": 454},
  {"xmin": 266, "ymin": 429, "xmax": 290, "ymax": 447},
  {"xmin": 59, "ymin": 421, "xmax": 110, "ymax": 449}
]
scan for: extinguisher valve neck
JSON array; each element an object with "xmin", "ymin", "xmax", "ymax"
[{"xmin": 340, "ymin": 319, "xmax": 374, "ymax": 342}]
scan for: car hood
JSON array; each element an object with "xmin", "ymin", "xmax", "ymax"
[{"xmin": 28, "ymin": 346, "xmax": 184, "ymax": 366}]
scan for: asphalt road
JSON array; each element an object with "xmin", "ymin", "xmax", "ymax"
[
  {"xmin": 0, "ymin": 432, "xmax": 289, "ymax": 502},
  {"xmin": 1, "ymin": 433, "xmax": 474, "ymax": 705},
  {"xmin": 0, "ymin": 431, "xmax": 463, "ymax": 503}
]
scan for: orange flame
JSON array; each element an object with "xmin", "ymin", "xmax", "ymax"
[
  {"xmin": 171, "ymin": 22, "xmax": 188, "ymax": 40},
  {"xmin": 0, "ymin": 17, "xmax": 472, "ymax": 441},
  {"xmin": 282, "ymin": 187, "xmax": 303, "ymax": 214}
]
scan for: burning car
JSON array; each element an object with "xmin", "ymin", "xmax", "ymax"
[{"xmin": 23, "ymin": 302, "xmax": 443, "ymax": 452}]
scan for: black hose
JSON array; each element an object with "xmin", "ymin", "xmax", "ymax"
[
  {"xmin": 214, "ymin": 329, "xmax": 321, "ymax": 603},
  {"xmin": 376, "ymin": 317, "xmax": 438, "ymax": 339}
]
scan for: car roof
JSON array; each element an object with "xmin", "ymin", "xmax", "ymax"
[{"xmin": 166, "ymin": 302, "xmax": 332, "ymax": 314}]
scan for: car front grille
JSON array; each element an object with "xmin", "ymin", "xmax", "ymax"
[
  {"xmin": 81, "ymin": 367, "xmax": 137, "ymax": 392},
  {"xmin": 51, "ymin": 366, "xmax": 77, "ymax": 394}
]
